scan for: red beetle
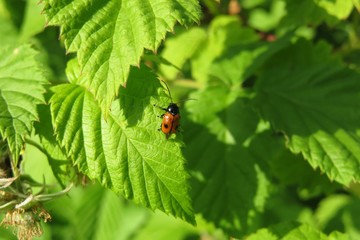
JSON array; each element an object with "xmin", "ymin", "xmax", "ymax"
[
  {"xmin": 158, "ymin": 102, "xmax": 181, "ymax": 138},
  {"xmin": 155, "ymin": 81, "xmax": 181, "ymax": 138}
]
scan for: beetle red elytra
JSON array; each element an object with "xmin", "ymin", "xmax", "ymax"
[{"xmin": 154, "ymin": 81, "xmax": 181, "ymax": 138}]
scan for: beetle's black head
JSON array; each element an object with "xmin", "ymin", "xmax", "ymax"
[{"xmin": 166, "ymin": 103, "xmax": 179, "ymax": 115}]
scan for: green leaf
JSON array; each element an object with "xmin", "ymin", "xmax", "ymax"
[
  {"xmin": 251, "ymin": 130, "xmax": 341, "ymax": 203},
  {"xmin": 19, "ymin": 0, "xmax": 46, "ymax": 41},
  {"xmin": 209, "ymin": 33, "xmax": 291, "ymax": 86},
  {"xmin": 316, "ymin": 0, "xmax": 354, "ymax": 20},
  {"xmin": 50, "ymin": 65, "xmax": 195, "ymax": 223},
  {"xmin": 353, "ymin": 0, "xmax": 360, "ymax": 12},
  {"xmin": 93, "ymin": 190, "xmax": 149, "ymax": 240},
  {"xmin": 184, "ymin": 88, "xmax": 271, "ymax": 236},
  {"xmin": 262, "ymin": 187, "xmax": 315, "ymax": 229},
  {"xmin": 44, "ymin": 184, "xmax": 149, "ymax": 240},
  {"xmin": 241, "ymin": 0, "xmax": 267, "ymax": 9},
  {"xmin": 247, "ymin": 0, "xmax": 286, "ymax": 32},
  {"xmin": 315, "ymin": 195, "xmax": 360, "ymax": 239},
  {"xmin": 22, "ymin": 135, "xmax": 59, "ymax": 184},
  {"xmin": 253, "ymin": 40, "xmax": 360, "ymax": 185},
  {"xmin": 191, "ymin": 15, "xmax": 259, "ymax": 83},
  {"xmin": 43, "ymin": 0, "xmax": 201, "ymax": 111},
  {"xmin": 133, "ymin": 211, "xmax": 199, "ymax": 240},
  {"xmin": 314, "ymin": 194, "xmax": 351, "ymax": 230},
  {"xmin": 0, "ymin": 44, "xmax": 47, "ymax": 163},
  {"xmin": 159, "ymin": 27, "xmax": 207, "ymax": 80},
  {"xmin": 281, "ymin": 0, "xmax": 354, "ymax": 27},
  {"xmin": 0, "ymin": 16, "xmax": 18, "ymax": 45},
  {"xmin": 247, "ymin": 223, "xmax": 349, "ymax": 240},
  {"xmin": 0, "ymin": 220, "xmax": 17, "ymax": 240},
  {"xmin": 328, "ymin": 231, "xmax": 351, "ymax": 240},
  {"xmin": 34, "ymin": 103, "xmax": 72, "ymax": 187}
]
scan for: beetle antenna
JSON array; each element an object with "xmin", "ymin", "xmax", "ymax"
[
  {"xmin": 160, "ymin": 80, "xmax": 173, "ymax": 102},
  {"xmin": 176, "ymin": 98, "xmax": 197, "ymax": 103}
]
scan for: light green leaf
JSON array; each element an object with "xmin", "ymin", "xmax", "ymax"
[
  {"xmin": 0, "ymin": 220, "xmax": 17, "ymax": 240},
  {"xmin": 44, "ymin": 184, "xmax": 149, "ymax": 240},
  {"xmin": 19, "ymin": 0, "xmax": 46, "ymax": 41},
  {"xmin": 159, "ymin": 27, "xmax": 207, "ymax": 80},
  {"xmin": 317, "ymin": 0, "xmax": 354, "ymax": 20},
  {"xmin": 353, "ymin": 0, "xmax": 360, "ymax": 12},
  {"xmin": 93, "ymin": 190, "xmax": 149, "ymax": 240},
  {"xmin": 328, "ymin": 231, "xmax": 351, "ymax": 240},
  {"xmin": 282, "ymin": 0, "xmax": 354, "ymax": 26},
  {"xmin": 186, "ymin": 84, "xmax": 242, "ymax": 144},
  {"xmin": 247, "ymin": 223, "xmax": 349, "ymax": 240},
  {"xmin": 133, "ymin": 211, "xmax": 199, "ymax": 240},
  {"xmin": 248, "ymin": 0, "xmax": 286, "ymax": 32},
  {"xmin": 191, "ymin": 15, "xmax": 259, "ymax": 83},
  {"xmin": 0, "ymin": 44, "xmax": 47, "ymax": 163},
  {"xmin": 22, "ymin": 135, "xmax": 59, "ymax": 184},
  {"xmin": 34, "ymin": 103, "xmax": 72, "ymax": 187},
  {"xmin": 0, "ymin": 16, "xmax": 18, "ymax": 45},
  {"xmin": 315, "ymin": 195, "xmax": 360, "ymax": 239},
  {"xmin": 50, "ymin": 65, "xmax": 195, "ymax": 223},
  {"xmin": 43, "ymin": 0, "xmax": 201, "ymax": 111},
  {"xmin": 253, "ymin": 40, "xmax": 360, "ymax": 185},
  {"xmin": 314, "ymin": 194, "xmax": 351, "ymax": 230}
]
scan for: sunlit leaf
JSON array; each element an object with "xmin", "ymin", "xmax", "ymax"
[
  {"xmin": 247, "ymin": 223, "xmax": 349, "ymax": 240},
  {"xmin": 43, "ymin": 0, "xmax": 201, "ymax": 111},
  {"xmin": 50, "ymin": 65, "xmax": 195, "ymax": 223},
  {"xmin": 0, "ymin": 44, "xmax": 47, "ymax": 163},
  {"xmin": 282, "ymin": 0, "xmax": 354, "ymax": 26}
]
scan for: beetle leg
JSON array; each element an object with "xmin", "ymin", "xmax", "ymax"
[{"xmin": 153, "ymin": 104, "xmax": 167, "ymax": 111}]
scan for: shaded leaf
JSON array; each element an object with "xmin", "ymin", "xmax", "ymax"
[
  {"xmin": 209, "ymin": 33, "xmax": 291, "ymax": 86},
  {"xmin": 264, "ymin": 133, "xmax": 341, "ymax": 199},
  {"xmin": 185, "ymin": 90, "xmax": 271, "ymax": 236},
  {"xmin": 253, "ymin": 40, "xmax": 360, "ymax": 185}
]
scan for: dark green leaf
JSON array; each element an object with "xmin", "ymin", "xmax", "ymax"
[
  {"xmin": 184, "ymin": 87, "xmax": 271, "ymax": 236},
  {"xmin": 253, "ymin": 40, "xmax": 360, "ymax": 185}
]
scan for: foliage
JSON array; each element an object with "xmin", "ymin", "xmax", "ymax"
[{"xmin": 1, "ymin": 0, "xmax": 360, "ymax": 239}]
